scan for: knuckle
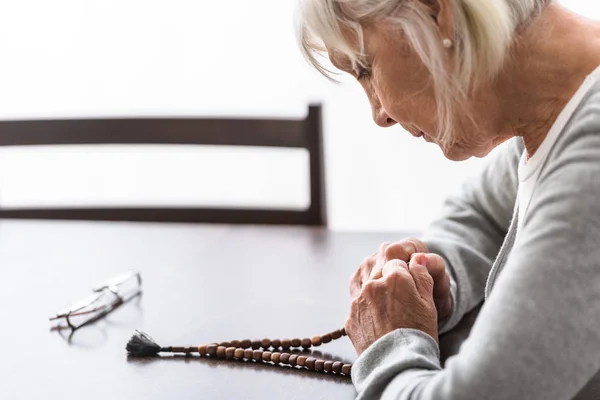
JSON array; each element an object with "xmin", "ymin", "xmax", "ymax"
[
  {"xmin": 360, "ymin": 256, "xmax": 374, "ymax": 269},
  {"xmin": 384, "ymin": 242, "xmax": 408, "ymax": 260},
  {"xmin": 378, "ymin": 241, "xmax": 392, "ymax": 253},
  {"xmin": 405, "ymin": 238, "xmax": 428, "ymax": 253},
  {"xmin": 387, "ymin": 269, "xmax": 412, "ymax": 284},
  {"xmin": 384, "ymin": 239, "xmax": 421, "ymax": 261},
  {"xmin": 362, "ymin": 280, "xmax": 378, "ymax": 295},
  {"xmin": 386, "ymin": 258, "xmax": 408, "ymax": 270}
]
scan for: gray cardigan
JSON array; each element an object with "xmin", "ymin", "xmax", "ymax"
[{"xmin": 351, "ymin": 80, "xmax": 600, "ymax": 399}]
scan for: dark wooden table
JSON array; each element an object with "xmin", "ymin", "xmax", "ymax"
[{"xmin": 0, "ymin": 220, "xmax": 478, "ymax": 399}]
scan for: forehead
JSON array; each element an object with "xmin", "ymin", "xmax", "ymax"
[{"xmin": 325, "ymin": 23, "xmax": 405, "ymax": 69}]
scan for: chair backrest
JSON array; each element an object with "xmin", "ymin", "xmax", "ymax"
[{"xmin": 0, "ymin": 104, "xmax": 326, "ymax": 226}]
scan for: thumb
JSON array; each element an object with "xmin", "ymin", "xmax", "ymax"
[{"xmin": 408, "ymin": 254, "xmax": 434, "ymax": 299}]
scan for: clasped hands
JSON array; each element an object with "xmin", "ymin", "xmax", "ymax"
[{"xmin": 345, "ymin": 239, "xmax": 453, "ymax": 356}]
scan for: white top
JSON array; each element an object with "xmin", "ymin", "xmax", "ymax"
[{"xmin": 517, "ymin": 64, "xmax": 600, "ymax": 235}]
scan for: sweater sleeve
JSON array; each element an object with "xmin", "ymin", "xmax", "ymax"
[
  {"xmin": 422, "ymin": 138, "xmax": 521, "ymax": 333},
  {"xmin": 352, "ymin": 97, "xmax": 600, "ymax": 399}
]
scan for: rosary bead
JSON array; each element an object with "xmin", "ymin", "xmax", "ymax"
[
  {"xmin": 271, "ymin": 352, "xmax": 281, "ymax": 364},
  {"xmin": 296, "ymin": 356, "xmax": 307, "ymax": 367},
  {"xmin": 262, "ymin": 351, "xmax": 272, "ymax": 362},
  {"xmin": 225, "ymin": 347, "xmax": 236, "ymax": 359},
  {"xmin": 234, "ymin": 349, "xmax": 245, "ymax": 359},
  {"xmin": 207, "ymin": 344, "xmax": 217, "ymax": 356},
  {"xmin": 332, "ymin": 361, "xmax": 343, "ymax": 374},
  {"xmin": 314, "ymin": 360, "xmax": 324, "ymax": 372},
  {"xmin": 311, "ymin": 336, "xmax": 322, "ymax": 346},
  {"xmin": 288, "ymin": 354, "xmax": 298, "ymax": 366},
  {"xmin": 193, "ymin": 328, "xmax": 352, "ymax": 375}
]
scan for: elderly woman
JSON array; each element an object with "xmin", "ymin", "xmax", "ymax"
[{"xmin": 299, "ymin": 0, "xmax": 600, "ymax": 399}]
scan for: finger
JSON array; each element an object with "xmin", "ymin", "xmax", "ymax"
[
  {"xmin": 359, "ymin": 255, "xmax": 376, "ymax": 286},
  {"xmin": 382, "ymin": 259, "xmax": 415, "ymax": 289},
  {"xmin": 383, "ymin": 239, "xmax": 428, "ymax": 263},
  {"xmin": 381, "ymin": 259, "xmax": 419, "ymax": 297},
  {"xmin": 416, "ymin": 253, "xmax": 446, "ymax": 281},
  {"xmin": 367, "ymin": 242, "xmax": 391, "ymax": 281},
  {"xmin": 369, "ymin": 239, "xmax": 423, "ymax": 282},
  {"xmin": 414, "ymin": 253, "xmax": 451, "ymax": 301},
  {"xmin": 382, "ymin": 258, "xmax": 409, "ymax": 277},
  {"xmin": 408, "ymin": 255, "xmax": 435, "ymax": 299},
  {"xmin": 349, "ymin": 269, "xmax": 362, "ymax": 299},
  {"xmin": 349, "ymin": 255, "xmax": 375, "ymax": 299}
]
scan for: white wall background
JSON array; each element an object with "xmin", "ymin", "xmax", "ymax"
[{"xmin": 0, "ymin": 0, "xmax": 598, "ymax": 231}]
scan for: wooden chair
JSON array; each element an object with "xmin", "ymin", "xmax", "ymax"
[{"xmin": 0, "ymin": 104, "xmax": 326, "ymax": 226}]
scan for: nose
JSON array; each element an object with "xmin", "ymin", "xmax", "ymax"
[{"xmin": 372, "ymin": 106, "xmax": 397, "ymax": 128}]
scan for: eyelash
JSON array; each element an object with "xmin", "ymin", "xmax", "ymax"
[{"xmin": 355, "ymin": 67, "xmax": 370, "ymax": 81}]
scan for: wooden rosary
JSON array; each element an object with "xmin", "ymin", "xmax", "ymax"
[{"xmin": 126, "ymin": 327, "xmax": 353, "ymax": 376}]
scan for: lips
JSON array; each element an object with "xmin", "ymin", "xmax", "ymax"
[
  {"xmin": 404, "ymin": 125, "xmax": 432, "ymax": 142},
  {"xmin": 408, "ymin": 127, "xmax": 423, "ymax": 138},
  {"xmin": 415, "ymin": 129, "xmax": 433, "ymax": 143}
]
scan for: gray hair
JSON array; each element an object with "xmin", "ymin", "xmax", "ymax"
[{"xmin": 298, "ymin": 0, "xmax": 551, "ymax": 150}]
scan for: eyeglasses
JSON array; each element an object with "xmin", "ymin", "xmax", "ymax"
[{"xmin": 49, "ymin": 270, "xmax": 142, "ymax": 331}]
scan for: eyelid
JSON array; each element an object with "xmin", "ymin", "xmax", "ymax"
[
  {"xmin": 355, "ymin": 66, "xmax": 370, "ymax": 81},
  {"xmin": 352, "ymin": 59, "xmax": 371, "ymax": 81}
]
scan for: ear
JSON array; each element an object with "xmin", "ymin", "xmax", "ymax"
[{"xmin": 423, "ymin": 0, "xmax": 455, "ymax": 42}]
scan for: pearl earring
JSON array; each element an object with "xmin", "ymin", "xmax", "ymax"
[{"xmin": 442, "ymin": 38, "xmax": 453, "ymax": 48}]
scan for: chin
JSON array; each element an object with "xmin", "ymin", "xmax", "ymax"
[
  {"xmin": 442, "ymin": 144, "xmax": 492, "ymax": 161},
  {"xmin": 442, "ymin": 147, "xmax": 473, "ymax": 162}
]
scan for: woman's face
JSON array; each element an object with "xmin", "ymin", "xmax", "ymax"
[{"xmin": 329, "ymin": 23, "xmax": 501, "ymax": 161}]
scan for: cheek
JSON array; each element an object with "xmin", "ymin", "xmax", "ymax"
[
  {"xmin": 373, "ymin": 70, "xmax": 437, "ymax": 125},
  {"xmin": 375, "ymin": 79, "xmax": 436, "ymax": 124}
]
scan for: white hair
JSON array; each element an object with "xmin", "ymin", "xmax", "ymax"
[{"xmin": 297, "ymin": 0, "xmax": 551, "ymax": 150}]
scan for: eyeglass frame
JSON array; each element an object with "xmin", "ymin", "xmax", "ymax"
[{"xmin": 49, "ymin": 270, "xmax": 142, "ymax": 331}]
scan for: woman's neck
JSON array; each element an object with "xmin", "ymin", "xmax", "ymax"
[{"xmin": 491, "ymin": 3, "xmax": 600, "ymax": 158}]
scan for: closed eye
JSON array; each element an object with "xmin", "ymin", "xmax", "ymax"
[{"xmin": 355, "ymin": 67, "xmax": 371, "ymax": 81}]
